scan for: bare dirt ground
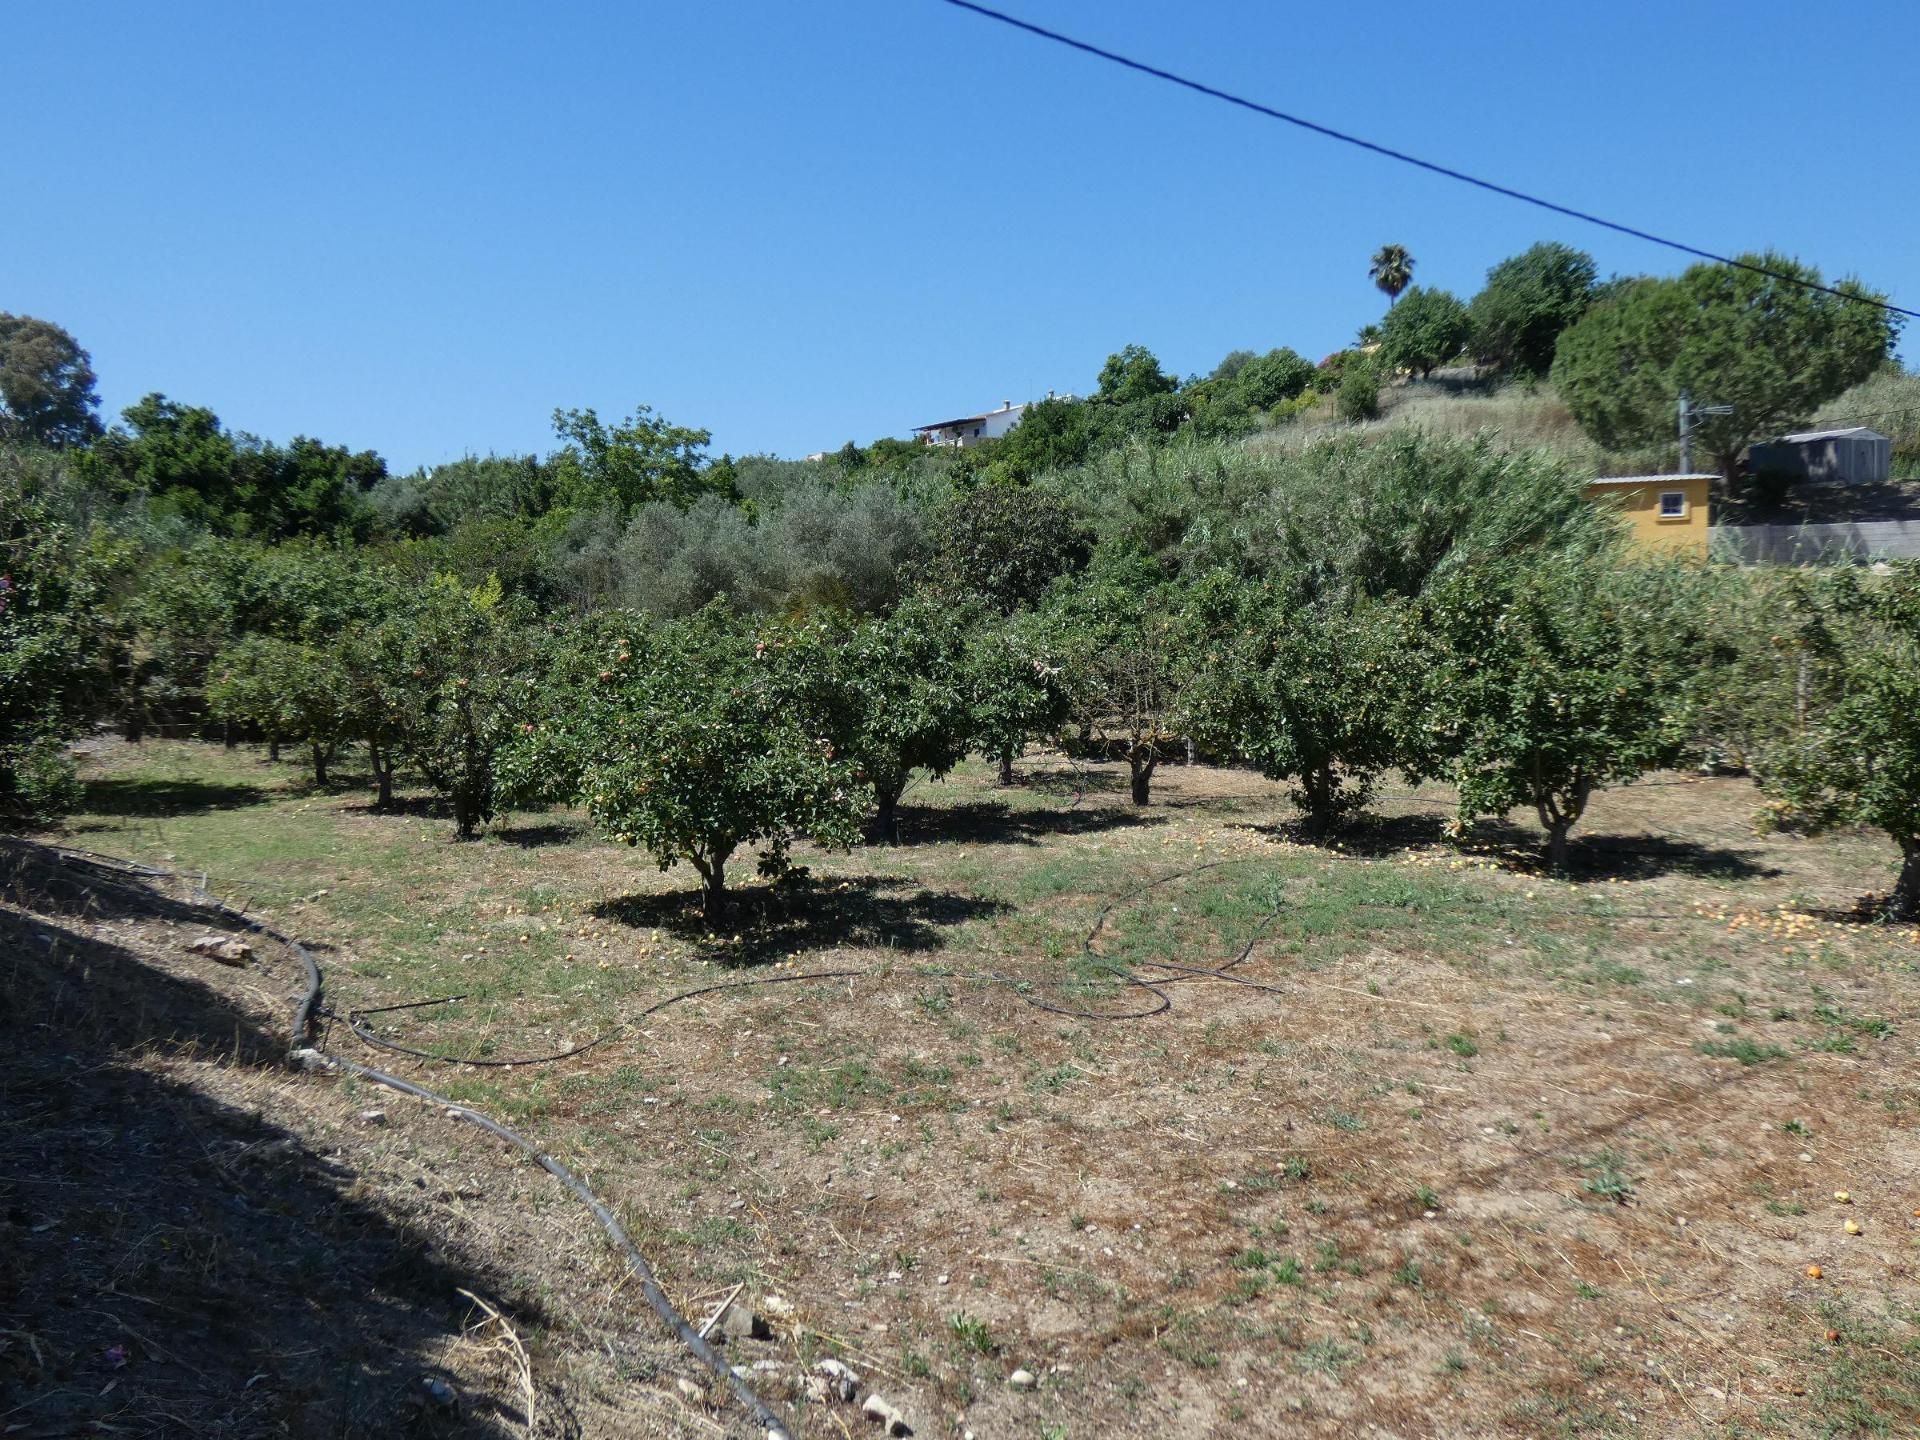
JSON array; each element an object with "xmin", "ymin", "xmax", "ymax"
[{"xmin": 7, "ymin": 741, "xmax": 1919, "ymax": 1438}]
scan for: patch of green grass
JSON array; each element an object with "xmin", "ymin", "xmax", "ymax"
[
  {"xmin": 1297, "ymin": 1338, "xmax": 1357, "ymax": 1375},
  {"xmin": 1697, "ymin": 1036, "xmax": 1788, "ymax": 1065},
  {"xmin": 1445, "ymin": 1032, "xmax": 1479, "ymax": 1058},
  {"xmin": 1581, "ymin": 1150, "xmax": 1635, "ymax": 1204},
  {"xmin": 948, "ymin": 1311, "xmax": 996, "ymax": 1355}
]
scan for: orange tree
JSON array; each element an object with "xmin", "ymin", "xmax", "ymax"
[
  {"xmin": 762, "ymin": 596, "xmax": 972, "ymax": 841},
  {"xmin": 507, "ymin": 603, "xmax": 862, "ymax": 920},
  {"xmin": 1420, "ymin": 558, "xmax": 1705, "ymax": 868},
  {"xmin": 1754, "ymin": 563, "xmax": 1920, "ymax": 916}
]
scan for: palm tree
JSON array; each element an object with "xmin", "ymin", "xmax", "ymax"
[{"xmin": 1370, "ymin": 245, "xmax": 1414, "ymax": 306}]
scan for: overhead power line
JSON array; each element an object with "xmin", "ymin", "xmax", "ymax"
[{"xmin": 936, "ymin": 0, "xmax": 1919, "ymax": 323}]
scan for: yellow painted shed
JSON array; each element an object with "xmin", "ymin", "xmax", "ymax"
[{"xmin": 1584, "ymin": 474, "xmax": 1713, "ymax": 557}]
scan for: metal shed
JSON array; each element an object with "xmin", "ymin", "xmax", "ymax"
[{"xmin": 1748, "ymin": 427, "xmax": 1892, "ymax": 485}]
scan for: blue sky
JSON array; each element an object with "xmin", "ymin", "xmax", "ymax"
[{"xmin": 8, "ymin": 1, "xmax": 1915, "ymax": 471}]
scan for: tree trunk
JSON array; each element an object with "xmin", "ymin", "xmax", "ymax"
[
  {"xmin": 1891, "ymin": 838, "xmax": 1920, "ymax": 920},
  {"xmin": 371, "ymin": 743, "xmax": 394, "ymax": 810},
  {"xmin": 453, "ymin": 793, "xmax": 478, "ymax": 841},
  {"xmin": 997, "ymin": 749, "xmax": 1015, "ymax": 787},
  {"xmin": 224, "ymin": 723, "xmax": 236, "ymax": 751},
  {"xmin": 268, "ymin": 737, "xmax": 281, "ymax": 763},
  {"xmin": 121, "ymin": 712, "xmax": 144, "ymax": 743},
  {"xmin": 874, "ymin": 776, "xmax": 906, "ymax": 844},
  {"xmin": 695, "ymin": 848, "xmax": 730, "ymax": 924},
  {"xmin": 1302, "ymin": 766, "xmax": 1336, "ymax": 836},
  {"xmin": 1544, "ymin": 816, "xmax": 1573, "ymax": 871},
  {"xmin": 311, "ymin": 744, "xmax": 329, "ymax": 787},
  {"xmin": 1129, "ymin": 754, "xmax": 1155, "ymax": 807}
]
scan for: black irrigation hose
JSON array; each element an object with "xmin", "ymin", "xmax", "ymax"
[{"xmin": 42, "ymin": 845, "xmax": 796, "ymax": 1440}]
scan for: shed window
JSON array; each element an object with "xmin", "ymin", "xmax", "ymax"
[{"xmin": 1658, "ymin": 491, "xmax": 1687, "ymax": 518}]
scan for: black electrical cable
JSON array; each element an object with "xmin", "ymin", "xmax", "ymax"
[{"xmin": 935, "ymin": 0, "xmax": 1919, "ymax": 323}]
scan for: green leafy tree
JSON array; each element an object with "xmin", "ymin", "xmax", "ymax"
[
  {"xmin": 1369, "ymin": 245, "xmax": 1415, "ymax": 305},
  {"xmin": 983, "ymin": 396, "xmax": 1097, "ymax": 483},
  {"xmin": 1184, "ymin": 575, "xmax": 1413, "ymax": 833},
  {"xmin": 374, "ymin": 575, "xmax": 540, "ymax": 839},
  {"xmin": 1552, "ymin": 254, "xmax": 1899, "ymax": 485},
  {"xmin": 1751, "ymin": 564, "xmax": 1920, "ymax": 916},
  {"xmin": 1095, "ymin": 345, "xmax": 1179, "ymax": 405},
  {"xmin": 1378, "ymin": 286, "xmax": 1472, "ymax": 379},
  {"xmin": 512, "ymin": 605, "xmax": 861, "ymax": 920},
  {"xmin": 0, "ymin": 315, "xmax": 102, "ymax": 446},
  {"xmin": 963, "ymin": 611, "xmax": 1068, "ymax": 786},
  {"xmin": 1336, "ymin": 359, "xmax": 1380, "ymax": 422},
  {"xmin": 1046, "ymin": 556, "xmax": 1184, "ymax": 806},
  {"xmin": 1467, "ymin": 242, "xmax": 1598, "ymax": 377},
  {"xmin": 206, "ymin": 635, "xmax": 353, "ymax": 785},
  {"xmin": 0, "ymin": 447, "xmax": 109, "ymax": 819},
  {"xmin": 920, "ymin": 485, "xmax": 1091, "ymax": 613},
  {"xmin": 768, "ymin": 599, "xmax": 972, "ymax": 839},
  {"xmin": 1421, "ymin": 559, "xmax": 1704, "ymax": 868},
  {"xmin": 549, "ymin": 403, "xmax": 724, "ymax": 512}
]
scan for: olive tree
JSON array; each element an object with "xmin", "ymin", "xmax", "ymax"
[
  {"xmin": 1753, "ymin": 564, "xmax": 1920, "ymax": 917},
  {"xmin": 1421, "ymin": 559, "xmax": 1704, "ymax": 868}
]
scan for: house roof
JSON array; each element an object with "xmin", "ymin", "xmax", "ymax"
[
  {"xmin": 913, "ymin": 401, "xmax": 1029, "ymax": 432},
  {"xmin": 1587, "ymin": 474, "xmax": 1717, "ymax": 486},
  {"xmin": 1778, "ymin": 426, "xmax": 1887, "ymax": 443}
]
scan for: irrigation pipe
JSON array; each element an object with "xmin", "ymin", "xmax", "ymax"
[{"xmin": 37, "ymin": 843, "xmax": 795, "ymax": 1440}]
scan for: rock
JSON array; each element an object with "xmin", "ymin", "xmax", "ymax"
[
  {"xmin": 762, "ymin": 1293, "xmax": 795, "ymax": 1318},
  {"xmin": 188, "ymin": 935, "xmax": 253, "ymax": 966},
  {"xmin": 357, "ymin": 1109, "xmax": 388, "ymax": 1126},
  {"xmin": 421, "ymin": 1376, "xmax": 456, "ymax": 1409},
  {"xmin": 862, "ymin": 1393, "xmax": 912, "ymax": 1435},
  {"xmin": 1008, "ymin": 1369, "xmax": 1036, "ymax": 1390},
  {"xmin": 814, "ymin": 1358, "xmax": 860, "ymax": 1402},
  {"xmin": 717, "ymin": 1302, "xmax": 770, "ymax": 1342}
]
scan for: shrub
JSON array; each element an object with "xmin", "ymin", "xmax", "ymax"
[{"xmin": 1336, "ymin": 361, "xmax": 1380, "ymax": 422}]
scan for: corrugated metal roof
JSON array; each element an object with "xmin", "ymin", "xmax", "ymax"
[
  {"xmin": 1587, "ymin": 474, "xmax": 1717, "ymax": 485},
  {"xmin": 1779, "ymin": 426, "xmax": 1887, "ymax": 443}
]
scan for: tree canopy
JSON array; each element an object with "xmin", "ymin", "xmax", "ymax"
[
  {"xmin": 1552, "ymin": 254, "xmax": 1899, "ymax": 484},
  {"xmin": 1378, "ymin": 286, "xmax": 1471, "ymax": 378},
  {"xmin": 0, "ymin": 314, "xmax": 101, "ymax": 447},
  {"xmin": 1467, "ymin": 242, "xmax": 1598, "ymax": 378}
]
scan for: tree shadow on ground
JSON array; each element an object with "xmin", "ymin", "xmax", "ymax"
[
  {"xmin": 490, "ymin": 821, "xmax": 590, "ymax": 849},
  {"xmin": 1005, "ymin": 766, "xmax": 1128, "ymax": 799},
  {"xmin": 887, "ymin": 799, "xmax": 1162, "ymax": 849},
  {"xmin": 1237, "ymin": 813, "xmax": 1779, "ymax": 882},
  {"xmin": 78, "ymin": 775, "xmax": 268, "ymax": 818},
  {"xmin": 591, "ymin": 871, "xmax": 1009, "ymax": 966},
  {"xmin": 0, "ymin": 840, "xmax": 537, "ymax": 1439}
]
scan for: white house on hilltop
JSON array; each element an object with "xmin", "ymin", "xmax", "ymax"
[{"xmin": 913, "ymin": 400, "xmax": 1032, "ymax": 449}]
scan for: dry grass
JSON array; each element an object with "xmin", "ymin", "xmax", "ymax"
[{"xmin": 27, "ymin": 739, "xmax": 1920, "ymax": 1437}]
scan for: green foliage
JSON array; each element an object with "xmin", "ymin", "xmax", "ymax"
[
  {"xmin": 962, "ymin": 611, "xmax": 1069, "ymax": 782},
  {"xmin": 919, "ymin": 485, "xmax": 1091, "ymax": 613},
  {"xmin": 0, "ymin": 314, "xmax": 102, "ymax": 447},
  {"xmin": 1, "ymin": 446, "xmax": 111, "ymax": 820},
  {"xmin": 1467, "ymin": 243, "xmax": 1598, "ymax": 378},
  {"xmin": 1096, "ymin": 344, "xmax": 1179, "ymax": 405},
  {"xmin": 1378, "ymin": 287, "xmax": 1472, "ymax": 379},
  {"xmin": 1183, "ymin": 575, "xmax": 1413, "ymax": 831},
  {"xmin": 1044, "ymin": 554, "xmax": 1185, "ymax": 805},
  {"xmin": 548, "ymin": 402, "xmax": 726, "ymax": 513},
  {"xmin": 1752, "ymin": 564, "xmax": 1920, "ymax": 916},
  {"xmin": 982, "ymin": 396, "xmax": 1098, "ymax": 482},
  {"xmin": 514, "ymin": 604, "xmax": 861, "ymax": 917},
  {"xmin": 372, "ymin": 575, "xmax": 542, "ymax": 839},
  {"xmin": 1336, "ymin": 359, "xmax": 1380, "ymax": 422},
  {"xmin": 1552, "ymin": 253, "xmax": 1899, "ymax": 482},
  {"xmin": 1370, "ymin": 244, "xmax": 1415, "ymax": 304},
  {"xmin": 1422, "ymin": 559, "xmax": 1706, "ymax": 867},
  {"xmin": 766, "ymin": 598, "xmax": 973, "ymax": 836},
  {"xmin": 206, "ymin": 634, "xmax": 353, "ymax": 784},
  {"xmin": 75, "ymin": 393, "xmax": 385, "ymax": 540}
]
